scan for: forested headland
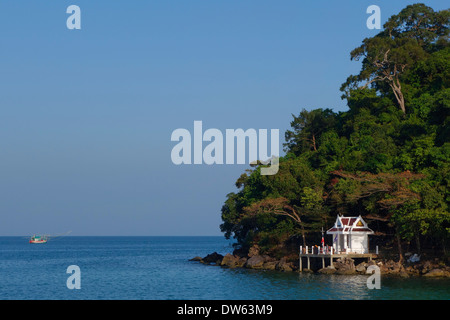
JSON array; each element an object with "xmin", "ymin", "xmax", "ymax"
[{"xmin": 220, "ymin": 4, "xmax": 450, "ymax": 264}]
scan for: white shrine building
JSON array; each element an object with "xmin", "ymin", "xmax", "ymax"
[{"xmin": 326, "ymin": 215, "xmax": 374, "ymax": 254}]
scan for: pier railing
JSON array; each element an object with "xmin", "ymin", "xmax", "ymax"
[
  {"xmin": 299, "ymin": 245, "xmax": 379, "ymax": 256},
  {"xmin": 298, "ymin": 245, "xmax": 378, "ymax": 271},
  {"xmin": 300, "ymin": 245, "xmax": 334, "ymax": 255}
]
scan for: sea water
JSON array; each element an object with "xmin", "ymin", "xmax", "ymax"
[{"xmin": 0, "ymin": 236, "xmax": 449, "ymax": 300}]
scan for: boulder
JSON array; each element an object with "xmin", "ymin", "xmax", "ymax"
[
  {"xmin": 423, "ymin": 268, "xmax": 450, "ymax": 278},
  {"xmin": 245, "ymin": 255, "xmax": 266, "ymax": 269},
  {"xmin": 202, "ymin": 252, "xmax": 224, "ymax": 265},
  {"xmin": 220, "ymin": 254, "xmax": 248, "ymax": 268},
  {"xmin": 377, "ymin": 261, "xmax": 389, "ymax": 274},
  {"xmin": 318, "ymin": 266, "xmax": 336, "ymax": 274},
  {"xmin": 220, "ymin": 254, "xmax": 240, "ymax": 268},
  {"xmin": 355, "ymin": 262, "xmax": 368, "ymax": 273},
  {"xmin": 276, "ymin": 258, "xmax": 294, "ymax": 272},
  {"xmin": 405, "ymin": 265, "xmax": 418, "ymax": 275},
  {"xmin": 420, "ymin": 260, "xmax": 440, "ymax": 274},
  {"xmin": 189, "ymin": 256, "xmax": 203, "ymax": 262},
  {"xmin": 332, "ymin": 257, "xmax": 356, "ymax": 274},
  {"xmin": 236, "ymin": 257, "xmax": 248, "ymax": 268},
  {"xmin": 262, "ymin": 261, "xmax": 278, "ymax": 270},
  {"xmin": 301, "ymin": 268, "xmax": 314, "ymax": 273},
  {"xmin": 334, "ymin": 257, "xmax": 355, "ymax": 272},
  {"xmin": 379, "ymin": 259, "xmax": 402, "ymax": 274}
]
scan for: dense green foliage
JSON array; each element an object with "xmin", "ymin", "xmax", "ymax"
[{"xmin": 220, "ymin": 4, "xmax": 450, "ymax": 259}]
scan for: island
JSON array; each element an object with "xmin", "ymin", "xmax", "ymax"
[{"xmin": 192, "ymin": 4, "xmax": 450, "ymax": 278}]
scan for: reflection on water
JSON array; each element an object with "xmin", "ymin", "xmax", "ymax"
[
  {"xmin": 239, "ymin": 271, "xmax": 372, "ymax": 300},
  {"xmin": 219, "ymin": 268, "xmax": 450, "ymax": 300}
]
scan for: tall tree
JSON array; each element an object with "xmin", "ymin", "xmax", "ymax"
[
  {"xmin": 343, "ymin": 36, "xmax": 426, "ymax": 114},
  {"xmin": 341, "ymin": 4, "xmax": 449, "ymax": 114}
]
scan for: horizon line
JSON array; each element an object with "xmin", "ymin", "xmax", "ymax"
[{"xmin": 1, "ymin": 234, "xmax": 227, "ymax": 237}]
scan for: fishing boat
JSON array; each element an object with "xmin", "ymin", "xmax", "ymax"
[
  {"xmin": 28, "ymin": 231, "xmax": 71, "ymax": 243},
  {"xmin": 29, "ymin": 234, "xmax": 49, "ymax": 244}
]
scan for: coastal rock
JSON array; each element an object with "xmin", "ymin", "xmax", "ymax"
[
  {"xmin": 377, "ymin": 261, "xmax": 387, "ymax": 273},
  {"xmin": 202, "ymin": 252, "xmax": 224, "ymax": 265},
  {"xmin": 334, "ymin": 257, "xmax": 355, "ymax": 272},
  {"xmin": 301, "ymin": 268, "xmax": 314, "ymax": 273},
  {"xmin": 194, "ymin": 249, "xmax": 450, "ymax": 278},
  {"xmin": 237, "ymin": 257, "xmax": 248, "ymax": 268},
  {"xmin": 275, "ymin": 258, "xmax": 294, "ymax": 272},
  {"xmin": 419, "ymin": 260, "xmax": 440, "ymax": 275},
  {"xmin": 423, "ymin": 268, "xmax": 450, "ymax": 277},
  {"xmin": 262, "ymin": 261, "xmax": 278, "ymax": 270},
  {"xmin": 355, "ymin": 262, "xmax": 368, "ymax": 273},
  {"xmin": 189, "ymin": 256, "xmax": 203, "ymax": 262},
  {"xmin": 355, "ymin": 260, "xmax": 376, "ymax": 273},
  {"xmin": 245, "ymin": 255, "xmax": 273, "ymax": 269},
  {"xmin": 245, "ymin": 255, "xmax": 266, "ymax": 269},
  {"xmin": 220, "ymin": 254, "xmax": 239, "ymax": 268},
  {"xmin": 405, "ymin": 265, "xmax": 420, "ymax": 276},
  {"xmin": 318, "ymin": 266, "xmax": 336, "ymax": 274},
  {"xmin": 378, "ymin": 259, "xmax": 399, "ymax": 274},
  {"xmin": 220, "ymin": 254, "xmax": 248, "ymax": 268}
]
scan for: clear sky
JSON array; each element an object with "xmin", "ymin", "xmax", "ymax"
[{"xmin": 0, "ymin": 1, "xmax": 447, "ymax": 236}]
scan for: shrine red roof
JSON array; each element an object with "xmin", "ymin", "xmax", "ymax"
[
  {"xmin": 327, "ymin": 227, "xmax": 373, "ymax": 232},
  {"xmin": 326, "ymin": 216, "xmax": 374, "ymax": 234},
  {"xmin": 341, "ymin": 218, "xmax": 357, "ymax": 226}
]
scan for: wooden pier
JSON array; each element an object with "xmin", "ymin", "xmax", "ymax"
[{"xmin": 298, "ymin": 245, "xmax": 377, "ymax": 271}]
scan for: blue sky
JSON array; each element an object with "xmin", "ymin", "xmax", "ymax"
[{"xmin": 0, "ymin": 1, "xmax": 447, "ymax": 235}]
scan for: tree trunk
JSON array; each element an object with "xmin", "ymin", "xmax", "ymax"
[
  {"xmin": 312, "ymin": 134, "xmax": 317, "ymax": 152},
  {"xmin": 415, "ymin": 234, "xmax": 421, "ymax": 255},
  {"xmin": 396, "ymin": 226, "xmax": 404, "ymax": 263},
  {"xmin": 390, "ymin": 77, "xmax": 406, "ymax": 114}
]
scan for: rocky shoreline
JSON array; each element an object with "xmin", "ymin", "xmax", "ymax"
[{"xmin": 190, "ymin": 251, "xmax": 450, "ymax": 278}]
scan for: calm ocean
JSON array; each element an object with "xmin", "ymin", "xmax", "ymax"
[{"xmin": 0, "ymin": 236, "xmax": 449, "ymax": 300}]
